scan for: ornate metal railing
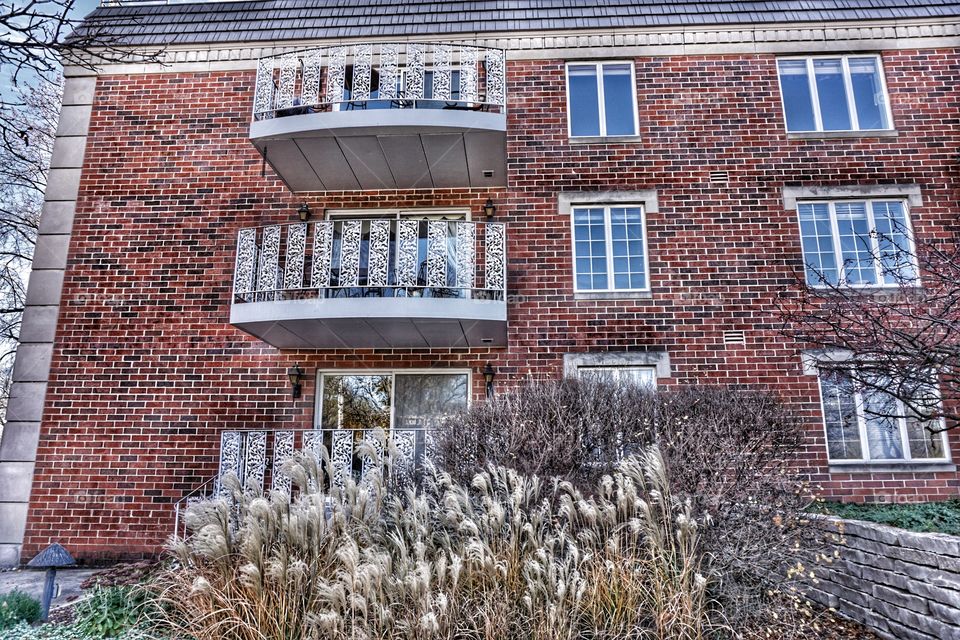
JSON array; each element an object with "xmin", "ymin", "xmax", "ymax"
[
  {"xmin": 252, "ymin": 42, "xmax": 506, "ymax": 120},
  {"xmin": 233, "ymin": 219, "xmax": 506, "ymax": 303}
]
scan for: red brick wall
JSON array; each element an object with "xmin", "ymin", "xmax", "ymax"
[{"xmin": 23, "ymin": 49, "xmax": 960, "ymax": 561}]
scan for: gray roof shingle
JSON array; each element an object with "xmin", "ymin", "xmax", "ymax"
[{"xmin": 77, "ymin": 0, "xmax": 960, "ymax": 47}]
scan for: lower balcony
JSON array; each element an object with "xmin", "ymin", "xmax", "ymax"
[{"xmin": 230, "ymin": 218, "xmax": 507, "ymax": 348}]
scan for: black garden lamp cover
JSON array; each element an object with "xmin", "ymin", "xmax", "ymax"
[{"xmin": 26, "ymin": 542, "xmax": 75, "ymax": 569}]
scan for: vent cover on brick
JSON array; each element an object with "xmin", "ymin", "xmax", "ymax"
[
  {"xmin": 723, "ymin": 330, "xmax": 746, "ymax": 345},
  {"xmin": 709, "ymin": 171, "xmax": 729, "ymax": 184}
]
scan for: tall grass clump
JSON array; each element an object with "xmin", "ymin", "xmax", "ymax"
[{"xmin": 150, "ymin": 445, "xmax": 723, "ymax": 640}]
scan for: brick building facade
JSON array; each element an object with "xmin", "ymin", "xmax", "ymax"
[{"xmin": 1, "ymin": 1, "xmax": 959, "ymax": 564}]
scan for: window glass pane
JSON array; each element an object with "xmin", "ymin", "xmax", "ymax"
[
  {"xmin": 849, "ymin": 57, "xmax": 889, "ymax": 130},
  {"xmin": 861, "ymin": 385, "xmax": 905, "ymax": 460},
  {"xmin": 871, "ymin": 201, "xmax": 915, "ymax": 284},
  {"xmin": 601, "ymin": 63, "xmax": 636, "ymax": 135},
  {"xmin": 572, "ymin": 208, "xmax": 608, "ymax": 290},
  {"xmin": 568, "ymin": 65, "xmax": 601, "ymax": 136},
  {"xmin": 609, "ymin": 206, "xmax": 646, "ymax": 290},
  {"xmin": 778, "ymin": 60, "xmax": 817, "ymax": 132},
  {"xmin": 580, "ymin": 366, "xmax": 655, "ymax": 387},
  {"xmin": 834, "ymin": 202, "xmax": 877, "ymax": 285},
  {"xmin": 321, "ymin": 375, "xmax": 392, "ymax": 430},
  {"xmin": 820, "ymin": 370, "xmax": 862, "ymax": 460},
  {"xmin": 906, "ymin": 416, "xmax": 945, "ymax": 459},
  {"xmin": 394, "ymin": 374, "xmax": 468, "ymax": 429},
  {"xmin": 814, "ymin": 59, "xmax": 852, "ymax": 131},
  {"xmin": 798, "ymin": 203, "xmax": 839, "ymax": 285}
]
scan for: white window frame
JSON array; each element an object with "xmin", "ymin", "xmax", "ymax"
[
  {"xmin": 816, "ymin": 368, "xmax": 950, "ymax": 464},
  {"xmin": 565, "ymin": 61, "xmax": 640, "ymax": 138},
  {"xmin": 795, "ymin": 198, "xmax": 919, "ymax": 289},
  {"xmin": 315, "ymin": 369, "xmax": 473, "ymax": 430},
  {"xmin": 570, "ymin": 203, "xmax": 650, "ymax": 294},
  {"xmin": 776, "ymin": 54, "xmax": 894, "ymax": 133},
  {"xmin": 325, "ymin": 207, "xmax": 470, "ymax": 221}
]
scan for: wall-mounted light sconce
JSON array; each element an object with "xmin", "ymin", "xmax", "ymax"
[
  {"xmin": 287, "ymin": 364, "xmax": 305, "ymax": 398},
  {"xmin": 483, "ymin": 198, "xmax": 496, "ymax": 219},
  {"xmin": 483, "ymin": 363, "xmax": 496, "ymax": 398},
  {"xmin": 297, "ymin": 203, "xmax": 312, "ymax": 222}
]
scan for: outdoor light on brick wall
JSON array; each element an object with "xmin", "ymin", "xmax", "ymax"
[
  {"xmin": 297, "ymin": 203, "xmax": 312, "ymax": 222},
  {"xmin": 483, "ymin": 198, "xmax": 496, "ymax": 219},
  {"xmin": 287, "ymin": 364, "xmax": 305, "ymax": 398},
  {"xmin": 483, "ymin": 363, "xmax": 496, "ymax": 398}
]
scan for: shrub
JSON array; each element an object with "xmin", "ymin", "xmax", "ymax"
[
  {"xmin": 435, "ymin": 381, "xmax": 818, "ymax": 624},
  {"xmin": 0, "ymin": 590, "xmax": 41, "ymax": 630},
  {"xmin": 74, "ymin": 586, "xmax": 145, "ymax": 638},
  {"xmin": 813, "ymin": 499, "xmax": 960, "ymax": 535},
  {"xmin": 150, "ymin": 446, "xmax": 726, "ymax": 640}
]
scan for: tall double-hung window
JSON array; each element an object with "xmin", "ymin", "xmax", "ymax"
[
  {"xmin": 777, "ymin": 55, "xmax": 893, "ymax": 133},
  {"xmin": 571, "ymin": 205, "xmax": 649, "ymax": 292}
]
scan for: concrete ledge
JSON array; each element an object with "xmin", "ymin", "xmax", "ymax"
[
  {"xmin": 0, "ymin": 423, "xmax": 41, "ymax": 462},
  {"xmin": 11, "ymin": 344, "xmax": 54, "ymax": 383},
  {"xmin": 559, "ymin": 189, "xmax": 660, "ymax": 214},
  {"xmin": 563, "ymin": 350, "xmax": 671, "ymax": 378},
  {"xmin": 37, "ymin": 201, "xmax": 76, "ymax": 235},
  {"xmin": 42, "ymin": 168, "xmax": 83, "ymax": 202},
  {"xmin": 55, "ymin": 105, "xmax": 93, "ymax": 137},
  {"xmin": 17, "ymin": 306, "xmax": 60, "ymax": 344},
  {"xmin": 4, "ymin": 382, "xmax": 48, "ymax": 424},
  {"xmin": 31, "ymin": 234, "xmax": 71, "ymax": 271},
  {"xmin": 0, "ymin": 462, "xmax": 35, "ymax": 502},
  {"xmin": 23, "ymin": 270, "xmax": 65, "ymax": 306},
  {"xmin": 61, "ymin": 76, "xmax": 96, "ymax": 106},
  {"xmin": 782, "ymin": 184, "xmax": 923, "ymax": 210},
  {"xmin": 0, "ymin": 503, "xmax": 29, "ymax": 544},
  {"xmin": 49, "ymin": 136, "xmax": 88, "ymax": 169}
]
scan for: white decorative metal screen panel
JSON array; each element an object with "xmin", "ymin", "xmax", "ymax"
[
  {"xmin": 378, "ymin": 44, "xmax": 400, "ymax": 100},
  {"xmin": 301, "ymin": 50, "xmax": 323, "ymax": 106},
  {"xmin": 367, "ymin": 220, "xmax": 391, "ymax": 287},
  {"xmin": 243, "ymin": 431, "xmax": 267, "ymax": 491},
  {"xmin": 234, "ymin": 228, "xmax": 257, "ymax": 295},
  {"xmin": 283, "ymin": 223, "xmax": 307, "ymax": 290},
  {"xmin": 330, "ymin": 430, "xmax": 354, "ymax": 489},
  {"xmin": 359, "ymin": 430, "xmax": 385, "ymax": 487},
  {"xmin": 325, "ymin": 46, "xmax": 347, "ymax": 104},
  {"xmin": 396, "ymin": 220, "xmax": 420, "ymax": 287},
  {"xmin": 351, "ymin": 44, "xmax": 373, "ymax": 101},
  {"xmin": 271, "ymin": 431, "xmax": 295, "ymax": 493},
  {"xmin": 339, "ymin": 220, "xmax": 362, "ymax": 287},
  {"xmin": 455, "ymin": 222, "xmax": 476, "ymax": 290},
  {"xmin": 426, "ymin": 221, "xmax": 448, "ymax": 287},
  {"xmin": 405, "ymin": 44, "xmax": 425, "ymax": 100},
  {"xmin": 485, "ymin": 223, "xmax": 506, "ymax": 291},
  {"xmin": 253, "ymin": 58, "xmax": 276, "ymax": 116},
  {"xmin": 392, "ymin": 430, "xmax": 417, "ymax": 486},
  {"xmin": 312, "ymin": 221, "xmax": 334, "ymax": 288},
  {"xmin": 257, "ymin": 226, "xmax": 281, "ymax": 295},
  {"xmin": 485, "ymin": 49, "xmax": 505, "ymax": 106},
  {"xmin": 217, "ymin": 431, "xmax": 244, "ymax": 498},
  {"xmin": 459, "ymin": 47, "xmax": 479, "ymax": 103},
  {"xmin": 276, "ymin": 54, "xmax": 299, "ymax": 110},
  {"xmin": 432, "ymin": 45, "xmax": 452, "ymax": 101}
]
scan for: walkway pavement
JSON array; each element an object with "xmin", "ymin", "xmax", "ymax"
[{"xmin": 0, "ymin": 568, "xmax": 99, "ymax": 610}]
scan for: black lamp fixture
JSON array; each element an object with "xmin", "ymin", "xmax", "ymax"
[
  {"xmin": 287, "ymin": 364, "xmax": 305, "ymax": 398},
  {"xmin": 297, "ymin": 203, "xmax": 312, "ymax": 222},
  {"xmin": 482, "ymin": 363, "xmax": 496, "ymax": 398},
  {"xmin": 483, "ymin": 198, "xmax": 496, "ymax": 219}
]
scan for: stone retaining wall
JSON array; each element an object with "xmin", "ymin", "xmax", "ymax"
[{"xmin": 808, "ymin": 518, "xmax": 960, "ymax": 639}]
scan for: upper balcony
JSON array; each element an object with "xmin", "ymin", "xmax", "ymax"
[
  {"xmin": 250, "ymin": 43, "xmax": 507, "ymax": 192},
  {"xmin": 230, "ymin": 218, "xmax": 507, "ymax": 349}
]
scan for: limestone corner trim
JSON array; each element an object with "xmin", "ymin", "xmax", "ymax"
[{"xmin": 0, "ymin": 75, "xmax": 95, "ymax": 567}]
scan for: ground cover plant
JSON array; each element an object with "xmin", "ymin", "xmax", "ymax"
[{"xmin": 813, "ymin": 498, "xmax": 960, "ymax": 535}]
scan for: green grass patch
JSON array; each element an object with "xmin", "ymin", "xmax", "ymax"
[{"xmin": 813, "ymin": 499, "xmax": 960, "ymax": 535}]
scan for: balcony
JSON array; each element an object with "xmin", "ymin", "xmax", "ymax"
[
  {"xmin": 230, "ymin": 218, "xmax": 507, "ymax": 348},
  {"xmin": 250, "ymin": 43, "xmax": 507, "ymax": 192}
]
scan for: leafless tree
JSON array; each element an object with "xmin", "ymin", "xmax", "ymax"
[{"xmin": 777, "ymin": 224, "xmax": 960, "ymax": 432}]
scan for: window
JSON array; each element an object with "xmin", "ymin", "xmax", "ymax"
[
  {"xmin": 572, "ymin": 205, "xmax": 649, "ymax": 292},
  {"xmin": 566, "ymin": 62, "xmax": 638, "ymax": 137},
  {"xmin": 819, "ymin": 369, "xmax": 947, "ymax": 463},
  {"xmin": 578, "ymin": 366, "xmax": 656, "ymax": 387},
  {"xmin": 797, "ymin": 199, "xmax": 916, "ymax": 287},
  {"xmin": 777, "ymin": 55, "xmax": 892, "ymax": 133}
]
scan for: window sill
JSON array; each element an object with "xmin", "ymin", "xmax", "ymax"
[
  {"xmin": 788, "ymin": 129, "xmax": 898, "ymax": 140},
  {"xmin": 807, "ymin": 284, "xmax": 924, "ymax": 298},
  {"xmin": 568, "ymin": 135, "xmax": 642, "ymax": 145},
  {"xmin": 828, "ymin": 462, "xmax": 956, "ymax": 474},
  {"xmin": 574, "ymin": 290, "xmax": 652, "ymax": 301}
]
